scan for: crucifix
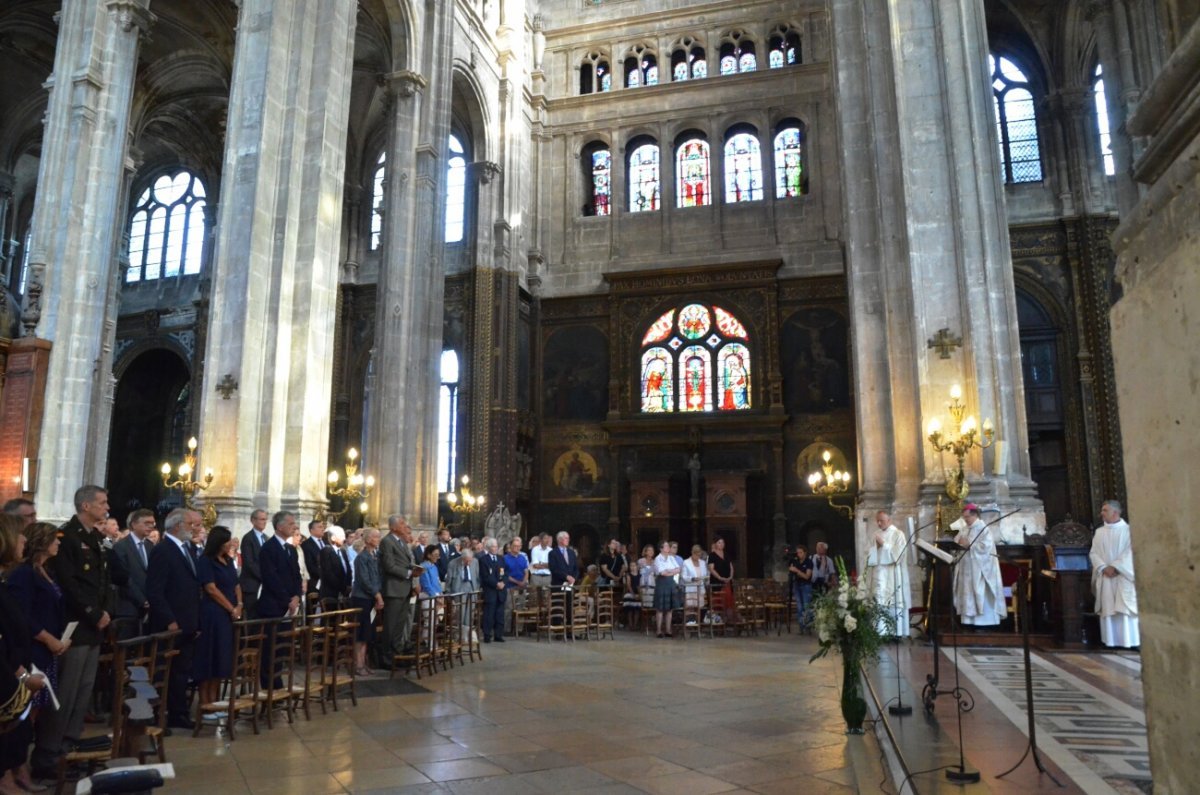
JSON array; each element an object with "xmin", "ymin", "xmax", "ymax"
[{"xmin": 927, "ymin": 328, "xmax": 963, "ymax": 360}]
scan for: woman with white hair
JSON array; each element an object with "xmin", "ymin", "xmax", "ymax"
[{"xmin": 350, "ymin": 528, "xmax": 383, "ymax": 675}]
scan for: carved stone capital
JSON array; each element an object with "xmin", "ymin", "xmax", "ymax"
[
  {"xmin": 472, "ymin": 160, "xmax": 502, "ymax": 184},
  {"xmin": 105, "ymin": 0, "xmax": 155, "ymax": 35},
  {"xmin": 379, "ymin": 70, "xmax": 428, "ymax": 99}
]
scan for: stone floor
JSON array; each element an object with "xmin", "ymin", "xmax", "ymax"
[{"xmin": 156, "ymin": 631, "xmax": 886, "ymax": 795}]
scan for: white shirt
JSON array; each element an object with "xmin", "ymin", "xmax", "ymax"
[
  {"xmin": 682, "ymin": 558, "xmax": 708, "ymax": 583},
  {"xmin": 653, "ymin": 553, "xmax": 678, "ymax": 576},
  {"xmin": 530, "ymin": 544, "xmax": 551, "ymax": 574}
]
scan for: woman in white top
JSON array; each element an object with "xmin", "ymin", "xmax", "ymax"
[
  {"xmin": 653, "ymin": 543, "xmax": 681, "ymax": 638},
  {"xmin": 681, "ymin": 545, "xmax": 708, "ymax": 611}
]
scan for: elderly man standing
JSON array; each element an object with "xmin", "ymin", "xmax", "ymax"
[
  {"xmin": 479, "ymin": 537, "xmax": 507, "ymax": 643},
  {"xmin": 952, "ymin": 504, "xmax": 1005, "ymax": 628},
  {"xmin": 146, "ymin": 508, "xmax": 203, "ymax": 728},
  {"xmin": 1090, "ymin": 500, "xmax": 1139, "ymax": 649},
  {"xmin": 866, "ymin": 511, "xmax": 910, "ymax": 637},
  {"xmin": 380, "ymin": 515, "xmax": 421, "ymax": 660}
]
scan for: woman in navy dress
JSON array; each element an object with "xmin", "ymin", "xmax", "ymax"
[
  {"xmin": 6, "ymin": 522, "xmax": 68, "ymax": 716},
  {"xmin": 193, "ymin": 526, "xmax": 242, "ymax": 709}
]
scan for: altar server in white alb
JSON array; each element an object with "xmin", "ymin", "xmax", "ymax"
[
  {"xmin": 952, "ymin": 504, "xmax": 1006, "ymax": 627},
  {"xmin": 866, "ymin": 511, "xmax": 910, "ymax": 637},
  {"xmin": 1090, "ymin": 500, "xmax": 1139, "ymax": 648}
]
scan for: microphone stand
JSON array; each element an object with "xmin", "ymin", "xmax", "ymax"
[{"xmin": 996, "ymin": 565, "xmax": 1064, "ymax": 786}]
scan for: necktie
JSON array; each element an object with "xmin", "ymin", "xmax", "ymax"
[
  {"xmin": 341, "ymin": 548, "xmax": 350, "ymax": 574},
  {"xmin": 138, "ymin": 540, "xmax": 148, "ymax": 568},
  {"xmin": 181, "ymin": 540, "xmax": 196, "ymax": 576},
  {"xmin": 464, "ymin": 565, "xmax": 471, "ymax": 582}
]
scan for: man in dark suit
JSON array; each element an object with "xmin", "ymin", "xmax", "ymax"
[
  {"xmin": 478, "ymin": 537, "xmax": 507, "ymax": 642},
  {"xmin": 379, "ymin": 515, "xmax": 420, "ymax": 659},
  {"xmin": 31, "ymin": 485, "xmax": 113, "ymax": 779},
  {"xmin": 548, "ymin": 531, "xmax": 580, "ymax": 587},
  {"xmin": 300, "ymin": 519, "xmax": 327, "ymax": 599},
  {"xmin": 239, "ymin": 509, "xmax": 269, "ymax": 618},
  {"xmin": 145, "ymin": 508, "xmax": 203, "ymax": 729},
  {"xmin": 434, "ymin": 526, "xmax": 458, "ymax": 581},
  {"xmin": 112, "ymin": 509, "xmax": 156, "ymax": 637},
  {"xmin": 318, "ymin": 526, "xmax": 353, "ymax": 606},
  {"xmin": 258, "ymin": 512, "xmax": 303, "ymax": 620}
]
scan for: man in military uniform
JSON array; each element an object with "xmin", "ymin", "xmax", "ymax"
[{"xmin": 31, "ymin": 485, "xmax": 113, "ymax": 779}]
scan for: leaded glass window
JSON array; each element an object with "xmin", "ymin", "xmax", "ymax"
[
  {"xmin": 628, "ymin": 142, "xmax": 660, "ymax": 213},
  {"xmin": 991, "ymin": 54, "xmax": 1043, "ymax": 183},
  {"xmin": 769, "ymin": 30, "xmax": 800, "ymax": 68},
  {"xmin": 370, "ymin": 151, "xmax": 385, "ymax": 250},
  {"xmin": 637, "ymin": 304, "xmax": 752, "ymax": 414},
  {"xmin": 676, "ymin": 138, "xmax": 711, "ymax": 208},
  {"xmin": 437, "ymin": 350, "xmax": 460, "ymax": 493},
  {"xmin": 590, "ymin": 147, "xmax": 612, "ymax": 216},
  {"xmin": 724, "ymin": 132, "xmax": 763, "ymax": 202},
  {"xmin": 126, "ymin": 170, "xmax": 207, "ymax": 283},
  {"xmin": 446, "ymin": 134, "xmax": 467, "ymax": 242},
  {"xmin": 774, "ymin": 124, "xmax": 806, "ymax": 198},
  {"xmin": 1093, "ymin": 63, "xmax": 1114, "ymax": 176}
]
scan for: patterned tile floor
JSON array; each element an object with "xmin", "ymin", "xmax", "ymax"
[{"xmin": 153, "ymin": 632, "xmax": 889, "ymax": 794}]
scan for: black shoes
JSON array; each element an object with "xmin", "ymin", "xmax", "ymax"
[{"xmin": 167, "ymin": 714, "xmax": 195, "ymax": 730}]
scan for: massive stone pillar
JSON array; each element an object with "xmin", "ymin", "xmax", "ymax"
[
  {"xmin": 366, "ymin": 2, "xmax": 454, "ymax": 527},
  {"xmin": 196, "ymin": 0, "xmax": 357, "ymax": 520},
  {"xmin": 1109, "ymin": 15, "xmax": 1199, "ymax": 792},
  {"xmin": 22, "ymin": 0, "xmax": 153, "ymax": 522},
  {"xmin": 830, "ymin": 0, "xmax": 1044, "ymax": 562}
]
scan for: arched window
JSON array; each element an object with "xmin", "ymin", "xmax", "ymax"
[
  {"xmin": 624, "ymin": 50, "xmax": 657, "ymax": 88},
  {"xmin": 580, "ymin": 53, "xmax": 612, "ymax": 95},
  {"xmin": 445, "ymin": 134, "xmax": 467, "ymax": 243},
  {"xmin": 582, "ymin": 142, "xmax": 612, "ymax": 217},
  {"xmin": 370, "ymin": 151, "xmax": 385, "ymax": 250},
  {"xmin": 768, "ymin": 28, "xmax": 801, "ymax": 67},
  {"xmin": 437, "ymin": 350, "xmax": 460, "ymax": 494},
  {"xmin": 990, "ymin": 54, "xmax": 1043, "ymax": 183},
  {"xmin": 628, "ymin": 140, "xmax": 660, "ymax": 213},
  {"xmin": 724, "ymin": 129, "xmax": 763, "ymax": 202},
  {"xmin": 719, "ymin": 33, "xmax": 757, "ymax": 75},
  {"xmin": 774, "ymin": 122, "xmax": 807, "ymax": 198},
  {"xmin": 1093, "ymin": 63, "xmax": 1115, "ymax": 176},
  {"xmin": 639, "ymin": 303, "xmax": 751, "ymax": 413},
  {"xmin": 17, "ymin": 227, "xmax": 31, "ymax": 295},
  {"xmin": 675, "ymin": 136, "xmax": 711, "ymax": 208},
  {"xmin": 126, "ymin": 170, "xmax": 207, "ymax": 283},
  {"xmin": 671, "ymin": 44, "xmax": 706, "ymax": 81}
]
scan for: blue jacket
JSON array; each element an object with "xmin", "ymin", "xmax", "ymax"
[
  {"xmin": 145, "ymin": 536, "xmax": 201, "ymax": 635},
  {"xmin": 258, "ymin": 536, "xmax": 302, "ymax": 618}
]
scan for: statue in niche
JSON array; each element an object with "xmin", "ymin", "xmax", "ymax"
[
  {"xmin": 485, "ymin": 502, "xmax": 522, "ymax": 544},
  {"xmin": 688, "ymin": 453, "xmax": 702, "ymax": 502}
]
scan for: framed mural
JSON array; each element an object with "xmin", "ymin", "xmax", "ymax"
[
  {"xmin": 542, "ymin": 324, "xmax": 608, "ymax": 421},
  {"xmin": 781, "ymin": 306, "xmax": 850, "ymax": 413}
]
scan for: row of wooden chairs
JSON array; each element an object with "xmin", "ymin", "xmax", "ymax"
[
  {"xmin": 505, "ymin": 585, "xmax": 617, "ymax": 641},
  {"xmin": 193, "ymin": 608, "xmax": 359, "ymax": 740},
  {"xmin": 624, "ymin": 579, "xmax": 794, "ymax": 638},
  {"xmin": 391, "ymin": 592, "xmax": 484, "ymax": 679}
]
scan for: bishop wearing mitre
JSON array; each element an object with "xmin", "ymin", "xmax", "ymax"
[
  {"xmin": 952, "ymin": 504, "xmax": 1006, "ymax": 627},
  {"xmin": 1090, "ymin": 500, "xmax": 1139, "ymax": 648},
  {"xmin": 866, "ymin": 511, "xmax": 910, "ymax": 637}
]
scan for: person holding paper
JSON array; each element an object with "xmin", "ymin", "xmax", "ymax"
[
  {"xmin": 1090, "ymin": 500, "xmax": 1139, "ymax": 648},
  {"xmin": 7, "ymin": 522, "xmax": 69, "ymax": 717},
  {"xmin": 866, "ymin": 512, "xmax": 911, "ymax": 638},
  {"xmin": 952, "ymin": 504, "xmax": 1005, "ymax": 628}
]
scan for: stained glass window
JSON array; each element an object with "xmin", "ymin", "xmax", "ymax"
[
  {"xmin": 678, "ymin": 304, "xmax": 712, "ymax": 338},
  {"xmin": 581, "ymin": 58, "xmax": 612, "ymax": 94},
  {"xmin": 673, "ymin": 61, "xmax": 688, "ymax": 82},
  {"xmin": 600, "ymin": 65, "xmax": 612, "ymax": 92},
  {"xmin": 724, "ymin": 132, "xmax": 763, "ymax": 202},
  {"xmin": 718, "ymin": 343, "xmax": 751, "ymax": 410},
  {"xmin": 774, "ymin": 125, "xmax": 805, "ymax": 198},
  {"xmin": 692, "ymin": 57, "xmax": 707, "ymax": 79},
  {"xmin": 625, "ymin": 58, "xmax": 641, "ymax": 88},
  {"xmin": 370, "ymin": 151, "xmax": 385, "ymax": 250},
  {"xmin": 676, "ymin": 139, "xmax": 711, "ymax": 208},
  {"xmin": 628, "ymin": 142, "xmax": 660, "ymax": 213},
  {"xmin": 644, "ymin": 56, "xmax": 658, "ymax": 86},
  {"xmin": 126, "ymin": 170, "xmax": 207, "ymax": 283},
  {"xmin": 591, "ymin": 148, "xmax": 612, "ymax": 216},
  {"xmin": 637, "ymin": 304, "xmax": 752, "ymax": 413},
  {"xmin": 720, "ymin": 48, "xmax": 737, "ymax": 76},
  {"xmin": 739, "ymin": 52, "xmax": 757, "ymax": 72},
  {"xmin": 1093, "ymin": 63, "xmax": 1114, "ymax": 176},
  {"xmin": 769, "ymin": 50, "xmax": 784, "ymax": 69},
  {"xmin": 713, "ymin": 307, "xmax": 748, "ymax": 338},
  {"xmin": 769, "ymin": 32, "xmax": 800, "ymax": 67},
  {"xmin": 437, "ymin": 350, "xmax": 460, "ymax": 493},
  {"xmin": 990, "ymin": 54, "xmax": 1042, "ymax": 183},
  {"xmin": 642, "ymin": 309, "xmax": 675, "ymax": 344},
  {"xmin": 446, "ymin": 134, "xmax": 467, "ymax": 242},
  {"xmin": 641, "ymin": 348, "xmax": 673, "ymax": 412},
  {"xmin": 679, "ymin": 346, "xmax": 713, "ymax": 412}
]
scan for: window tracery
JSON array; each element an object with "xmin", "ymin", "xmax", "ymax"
[
  {"xmin": 675, "ymin": 137, "xmax": 711, "ymax": 208},
  {"xmin": 724, "ymin": 130, "xmax": 763, "ymax": 203},
  {"xmin": 628, "ymin": 140, "xmax": 660, "ymax": 213},
  {"xmin": 1093, "ymin": 63, "xmax": 1115, "ymax": 176},
  {"xmin": 990, "ymin": 53, "xmax": 1043, "ymax": 183},
  {"xmin": 126, "ymin": 170, "xmax": 207, "ymax": 283},
  {"xmin": 773, "ymin": 122, "xmax": 807, "ymax": 198},
  {"xmin": 639, "ymin": 304, "xmax": 752, "ymax": 414},
  {"xmin": 446, "ymin": 134, "xmax": 467, "ymax": 243},
  {"xmin": 370, "ymin": 151, "xmax": 385, "ymax": 250}
]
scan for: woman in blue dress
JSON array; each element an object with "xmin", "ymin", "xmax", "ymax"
[{"xmin": 193, "ymin": 526, "xmax": 242, "ymax": 709}]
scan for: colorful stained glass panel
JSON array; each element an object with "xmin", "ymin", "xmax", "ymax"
[
  {"xmin": 718, "ymin": 343, "xmax": 752, "ymax": 410},
  {"xmin": 678, "ymin": 304, "xmax": 712, "ymax": 339},
  {"xmin": 642, "ymin": 309, "xmax": 675, "ymax": 345},
  {"xmin": 714, "ymin": 306, "xmax": 748, "ymax": 339},
  {"xmin": 641, "ymin": 348, "xmax": 674, "ymax": 412},
  {"xmin": 676, "ymin": 139, "xmax": 711, "ymax": 208},
  {"xmin": 678, "ymin": 346, "xmax": 713, "ymax": 412}
]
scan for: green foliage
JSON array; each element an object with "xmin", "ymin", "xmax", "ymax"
[{"xmin": 808, "ymin": 556, "xmax": 894, "ymax": 668}]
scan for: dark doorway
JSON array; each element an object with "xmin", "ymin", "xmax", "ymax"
[
  {"xmin": 106, "ymin": 349, "xmax": 191, "ymax": 523},
  {"xmin": 1016, "ymin": 291, "xmax": 1070, "ymax": 524}
]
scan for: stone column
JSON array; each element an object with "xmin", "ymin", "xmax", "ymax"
[
  {"xmin": 22, "ymin": 0, "xmax": 153, "ymax": 522},
  {"xmin": 367, "ymin": 0, "xmax": 454, "ymax": 527},
  {"xmin": 196, "ymin": 0, "xmax": 357, "ymax": 521},
  {"xmin": 0, "ymin": 172, "xmax": 13, "ymax": 285},
  {"xmin": 831, "ymin": 0, "xmax": 1044, "ymax": 563}
]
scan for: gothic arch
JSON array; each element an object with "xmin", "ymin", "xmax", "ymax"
[{"xmin": 113, "ymin": 337, "xmax": 193, "ymax": 382}]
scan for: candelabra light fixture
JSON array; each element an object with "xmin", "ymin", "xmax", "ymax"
[
  {"xmin": 161, "ymin": 436, "xmax": 217, "ymax": 528},
  {"xmin": 327, "ymin": 447, "xmax": 375, "ymax": 523},
  {"xmin": 445, "ymin": 475, "xmax": 486, "ymax": 516},
  {"xmin": 807, "ymin": 449, "xmax": 854, "ymax": 518},
  {"xmin": 926, "ymin": 384, "xmax": 994, "ymax": 505}
]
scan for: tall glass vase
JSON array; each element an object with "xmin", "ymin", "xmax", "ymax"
[{"xmin": 841, "ymin": 654, "xmax": 867, "ymax": 734}]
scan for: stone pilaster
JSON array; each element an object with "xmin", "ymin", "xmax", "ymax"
[
  {"xmin": 366, "ymin": 0, "xmax": 454, "ymax": 528},
  {"xmin": 831, "ymin": 0, "xmax": 1044, "ymax": 565},
  {"xmin": 196, "ymin": 0, "xmax": 358, "ymax": 521},
  {"xmin": 23, "ymin": 0, "xmax": 153, "ymax": 522}
]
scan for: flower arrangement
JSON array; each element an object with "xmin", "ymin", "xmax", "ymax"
[{"xmin": 808, "ymin": 557, "xmax": 894, "ymax": 733}]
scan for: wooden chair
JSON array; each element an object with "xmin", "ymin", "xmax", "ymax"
[
  {"xmin": 257, "ymin": 618, "xmax": 302, "ymax": 728},
  {"xmin": 442, "ymin": 594, "xmax": 467, "ymax": 668},
  {"xmin": 467, "ymin": 592, "xmax": 484, "ymax": 661},
  {"xmin": 541, "ymin": 588, "xmax": 569, "ymax": 642},
  {"xmin": 326, "ymin": 608, "xmax": 359, "ymax": 710},
  {"xmin": 570, "ymin": 587, "xmax": 591, "ymax": 640},
  {"xmin": 300, "ymin": 622, "xmax": 333, "ymax": 710},
  {"xmin": 638, "ymin": 584, "xmax": 656, "ymax": 635},
  {"xmin": 393, "ymin": 597, "xmax": 437, "ymax": 678},
  {"xmin": 136, "ymin": 630, "xmax": 179, "ymax": 763},
  {"xmin": 594, "ymin": 586, "xmax": 616, "ymax": 639},
  {"xmin": 763, "ymin": 580, "xmax": 790, "ymax": 636},
  {"xmin": 681, "ymin": 580, "xmax": 707, "ymax": 639},
  {"xmin": 196, "ymin": 619, "xmax": 265, "ymax": 739},
  {"xmin": 511, "ymin": 587, "xmax": 540, "ymax": 637}
]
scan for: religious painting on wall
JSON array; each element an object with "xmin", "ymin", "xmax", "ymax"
[
  {"xmin": 545, "ymin": 443, "xmax": 608, "ymax": 500},
  {"xmin": 782, "ymin": 307, "xmax": 850, "ymax": 412},
  {"xmin": 795, "ymin": 442, "xmax": 851, "ymax": 488},
  {"xmin": 542, "ymin": 324, "xmax": 608, "ymax": 421}
]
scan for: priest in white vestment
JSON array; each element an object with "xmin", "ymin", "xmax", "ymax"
[
  {"xmin": 952, "ymin": 504, "xmax": 1006, "ymax": 627},
  {"xmin": 1090, "ymin": 500, "xmax": 1139, "ymax": 648},
  {"xmin": 866, "ymin": 511, "xmax": 910, "ymax": 637}
]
